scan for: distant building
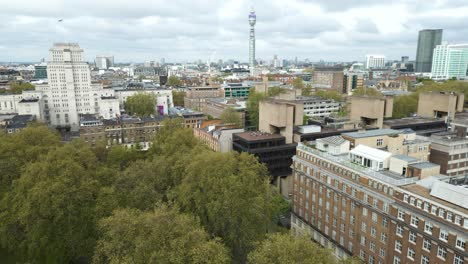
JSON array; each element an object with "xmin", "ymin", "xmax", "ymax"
[
  {"xmin": 259, "ymin": 99, "xmax": 303, "ymax": 144},
  {"xmin": 431, "ymin": 44, "xmax": 468, "ymax": 80},
  {"xmin": 169, "ymin": 106, "xmax": 206, "ymax": 128},
  {"xmin": 221, "ymin": 83, "xmax": 252, "ymax": 99},
  {"xmin": 204, "ymin": 98, "xmax": 246, "ymax": 125},
  {"xmin": 95, "ymin": 55, "xmax": 114, "ymax": 70},
  {"xmin": 343, "ymin": 73, "xmax": 364, "ymax": 95},
  {"xmin": 297, "ymin": 96, "xmax": 341, "ymax": 119},
  {"xmin": 383, "ymin": 117, "xmax": 447, "ymax": 136},
  {"xmin": 183, "ymin": 86, "xmax": 221, "ymax": 111},
  {"xmin": 34, "ymin": 65, "xmax": 47, "ymax": 79},
  {"xmin": 415, "ymin": 29, "xmax": 443, "ymax": 73},
  {"xmin": 365, "ymin": 55, "xmax": 385, "ymax": 69},
  {"xmin": 401, "ymin": 56, "xmax": 409, "ymax": 63},
  {"xmin": 313, "ymin": 67, "xmax": 344, "ymax": 92}
]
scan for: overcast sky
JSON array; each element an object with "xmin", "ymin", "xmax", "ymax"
[{"xmin": 1, "ymin": 0, "xmax": 467, "ymax": 63}]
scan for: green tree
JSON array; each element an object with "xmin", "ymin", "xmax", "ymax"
[
  {"xmin": 303, "ymin": 115, "xmax": 309, "ymax": 125},
  {"xmin": 93, "ymin": 205, "xmax": 230, "ymax": 264},
  {"xmin": 352, "ymin": 87, "xmax": 383, "ymax": 97},
  {"xmin": 124, "ymin": 93, "xmax": 156, "ymax": 117},
  {"xmin": 392, "ymin": 93, "xmax": 419, "ymax": 118},
  {"xmin": 246, "ymin": 90, "xmax": 267, "ymax": 130},
  {"xmin": 138, "ymin": 74, "xmax": 145, "ymax": 82},
  {"xmin": 167, "ymin": 76, "xmax": 182, "ymax": 87},
  {"xmin": 0, "ymin": 141, "xmax": 102, "ymax": 263},
  {"xmin": 313, "ymin": 90, "xmax": 343, "ymax": 101},
  {"xmin": 303, "ymin": 68, "xmax": 314, "ymax": 73},
  {"xmin": 0, "ymin": 124, "xmax": 60, "ymax": 198},
  {"xmin": 268, "ymin": 86, "xmax": 287, "ymax": 97},
  {"xmin": 292, "ymin": 77, "xmax": 304, "ymax": 90},
  {"xmin": 302, "ymin": 84, "xmax": 312, "ymax": 96},
  {"xmin": 172, "ymin": 90, "xmax": 186, "ymax": 106},
  {"xmin": 247, "ymin": 233, "xmax": 339, "ymax": 264},
  {"xmin": 220, "ymin": 107, "xmax": 243, "ymax": 127},
  {"xmin": 175, "ymin": 151, "xmax": 281, "ymax": 262},
  {"xmin": 106, "ymin": 145, "xmax": 143, "ymax": 170},
  {"xmin": 9, "ymin": 82, "xmax": 35, "ymax": 94}
]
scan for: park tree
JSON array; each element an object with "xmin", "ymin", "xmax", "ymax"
[
  {"xmin": 302, "ymin": 84, "xmax": 312, "ymax": 96},
  {"xmin": 0, "ymin": 124, "xmax": 60, "ymax": 198},
  {"xmin": 167, "ymin": 76, "xmax": 182, "ymax": 87},
  {"xmin": 248, "ymin": 233, "xmax": 352, "ymax": 264},
  {"xmin": 0, "ymin": 141, "xmax": 102, "ymax": 263},
  {"xmin": 267, "ymin": 86, "xmax": 287, "ymax": 97},
  {"xmin": 292, "ymin": 77, "xmax": 304, "ymax": 90},
  {"xmin": 220, "ymin": 107, "xmax": 243, "ymax": 127},
  {"xmin": 313, "ymin": 89, "xmax": 343, "ymax": 101},
  {"xmin": 392, "ymin": 93, "xmax": 419, "ymax": 118},
  {"xmin": 93, "ymin": 205, "xmax": 230, "ymax": 264},
  {"xmin": 124, "ymin": 93, "xmax": 156, "ymax": 117},
  {"xmin": 175, "ymin": 151, "xmax": 281, "ymax": 262},
  {"xmin": 172, "ymin": 90, "xmax": 186, "ymax": 106}
]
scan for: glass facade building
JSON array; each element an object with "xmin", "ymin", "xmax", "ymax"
[
  {"xmin": 415, "ymin": 29, "xmax": 443, "ymax": 73},
  {"xmin": 431, "ymin": 44, "xmax": 468, "ymax": 80}
]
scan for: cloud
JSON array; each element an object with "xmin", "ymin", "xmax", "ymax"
[{"xmin": 0, "ymin": 0, "xmax": 467, "ymax": 62}]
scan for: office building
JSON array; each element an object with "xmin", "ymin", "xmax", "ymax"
[
  {"xmin": 34, "ymin": 65, "xmax": 47, "ymax": 79},
  {"xmin": 183, "ymin": 86, "xmax": 221, "ymax": 111},
  {"xmin": 221, "ymin": 83, "xmax": 252, "ymax": 99},
  {"xmin": 3, "ymin": 114, "xmax": 36, "ymax": 134},
  {"xmin": 313, "ymin": 67, "xmax": 344, "ymax": 92},
  {"xmin": 297, "ymin": 96, "xmax": 341, "ymax": 119},
  {"xmin": 259, "ymin": 99, "xmax": 303, "ymax": 144},
  {"xmin": 193, "ymin": 124, "xmax": 244, "ymax": 152},
  {"xmin": 248, "ymin": 9, "xmax": 256, "ymax": 76},
  {"xmin": 401, "ymin": 56, "xmax": 409, "ymax": 63},
  {"xmin": 365, "ymin": 55, "xmax": 385, "ymax": 69},
  {"xmin": 95, "ymin": 55, "xmax": 114, "ymax": 70},
  {"xmin": 415, "ymin": 29, "xmax": 443, "ymax": 73},
  {"xmin": 343, "ymin": 74, "xmax": 364, "ymax": 95},
  {"xmin": 291, "ymin": 137, "xmax": 467, "ymax": 263},
  {"xmin": 431, "ymin": 44, "xmax": 468, "ymax": 80},
  {"xmin": 204, "ymin": 98, "xmax": 246, "ymax": 126},
  {"xmin": 168, "ymin": 106, "xmax": 206, "ymax": 128}
]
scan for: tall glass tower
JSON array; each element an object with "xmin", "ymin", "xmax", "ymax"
[
  {"xmin": 415, "ymin": 29, "xmax": 443, "ymax": 73},
  {"xmin": 249, "ymin": 9, "xmax": 256, "ymax": 76}
]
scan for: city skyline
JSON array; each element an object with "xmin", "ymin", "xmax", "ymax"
[{"xmin": 1, "ymin": 0, "xmax": 468, "ymax": 62}]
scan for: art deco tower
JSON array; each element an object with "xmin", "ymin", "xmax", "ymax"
[{"xmin": 248, "ymin": 9, "xmax": 256, "ymax": 76}]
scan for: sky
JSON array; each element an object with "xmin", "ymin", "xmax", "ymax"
[{"xmin": 0, "ymin": 0, "xmax": 467, "ymax": 63}]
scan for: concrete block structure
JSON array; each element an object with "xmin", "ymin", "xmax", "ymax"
[
  {"xmin": 313, "ymin": 67, "xmax": 344, "ymax": 92},
  {"xmin": 259, "ymin": 99, "xmax": 303, "ymax": 144},
  {"xmin": 417, "ymin": 92, "xmax": 464, "ymax": 120},
  {"xmin": 349, "ymin": 96, "xmax": 393, "ymax": 129}
]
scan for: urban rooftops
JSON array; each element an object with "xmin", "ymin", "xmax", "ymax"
[{"xmin": 342, "ymin": 129, "xmax": 400, "ymax": 139}]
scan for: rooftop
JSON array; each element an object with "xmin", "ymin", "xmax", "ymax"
[
  {"xmin": 383, "ymin": 117, "xmax": 445, "ymax": 127},
  {"xmin": 410, "ymin": 162, "xmax": 440, "ymax": 169},
  {"xmin": 343, "ymin": 129, "xmax": 401, "ymax": 139},
  {"xmin": 234, "ymin": 131, "xmax": 284, "ymax": 141},
  {"xmin": 391, "ymin": 155, "xmax": 420, "ymax": 163},
  {"xmin": 317, "ymin": 136, "xmax": 347, "ymax": 146},
  {"xmin": 19, "ymin": 98, "xmax": 39, "ymax": 103},
  {"xmin": 6, "ymin": 115, "xmax": 35, "ymax": 129}
]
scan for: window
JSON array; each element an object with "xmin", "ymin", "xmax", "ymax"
[
  {"xmin": 408, "ymin": 248, "xmax": 415, "ymax": 260},
  {"xmin": 421, "ymin": 256, "xmax": 429, "ymax": 264},
  {"xmin": 370, "ymin": 241, "xmax": 376, "ymax": 252},
  {"xmin": 455, "ymin": 215, "xmax": 462, "ymax": 225},
  {"xmin": 409, "ymin": 231, "xmax": 417, "ymax": 244},
  {"xmin": 437, "ymin": 246, "xmax": 447, "ymax": 260},
  {"xmin": 371, "ymin": 227, "xmax": 377, "ymax": 237},
  {"xmin": 423, "ymin": 239, "xmax": 431, "ymax": 251},
  {"xmin": 377, "ymin": 138, "xmax": 383, "ymax": 146},
  {"xmin": 396, "ymin": 225, "xmax": 404, "ymax": 237},
  {"xmin": 397, "ymin": 210, "xmax": 405, "ymax": 221},
  {"xmin": 411, "ymin": 216, "xmax": 419, "ymax": 227},
  {"xmin": 369, "ymin": 256, "xmax": 374, "ymax": 264},
  {"xmin": 379, "ymin": 248, "xmax": 385, "ymax": 257},
  {"xmin": 439, "ymin": 230, "xmax": 449, "ymax": 242},
  {"xmin": 362, "ymin": 223, "xmax": 367, "ymax": 233},
  {"xmin": 363, "ymin": 207, "xmax": 368, "ymax": 216},
  {"xmin": 395, "ymin": 240, "xmax": 402, "ymax": 253},
  {"xmin": 359, "ymin": 250, "xmax": 365, "ymax": 260},
  {"xmin": 447, "ymin": 212, "xmax": 453, "ymax": 221},
  {"xmin": 456, "ymin": 237, "xmax": 465, "ymax": 249},
  {"xmin": 431, "ymin": 206, "xmax": 437, "ymax": 215},
  {"xmin": 403, "ymin": 194, "xmax": 409, "ymax": 202},
  {"xmin": 439, "ymin": 209, "xmax": 445, "ymax": 218},
  {"xmin": 394, "ymin": 256, "xmax": 401, "ymax": 264},
  {"xmin": 372, "ymin": 212, "xmax": 378, "ymax": 223},
  {"xmin": 424, "ymin": 222, "xmax": 433, "ymax": 234},
  {"xmin": 382, "ymin": 217, "xmax": 388, "ymax": 228},
  {"xmin": 360, "ymin": 236, "xmax": 366, "ymax": 246},
  {"xmin": 381, "ymin": 233, "xmax": 387, "ymax": 243},
  {"xmin": 454, "ymin": 255, "xmax": 463, "ymax": 264}
]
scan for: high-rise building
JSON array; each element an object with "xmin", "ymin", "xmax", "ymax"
[
  {"xmin": 415, "ymin": 29, "xmax": 443, "ymax": 73},
  {"xmin": 431, "ymin": 44, "xmax": 468, "ymax": 80},
  {"xmin": 365, "ymin": 55, "xmax": 385, "ymax": 69},
  {"xmin": 248, "ymin": 9, "xmax": 256, "ymax": 76},
  {"xmin": 38, "ymin": 43, "xmax": 107, "ymax": 130},
  {"xmin": 95, "ymin": 55, "xmax": 114, "ymax": 70},
  {"xmin": 401, "ymin": 56, "xmax": 409, "ymax": 63}
]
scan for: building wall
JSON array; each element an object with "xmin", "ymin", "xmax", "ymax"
[
  {"xmin": 417, "ymin": 92, "xmax": 463, "ymax": 120},
  {"xmin": 349, "ymin": 97, "xmax": 393, "ymax": 128},
  {"xmin": 259, "ymin": 100, "xmax": 303, "ymax": 144}
]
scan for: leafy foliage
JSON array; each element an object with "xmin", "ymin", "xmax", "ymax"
[
  {"xmin": 172, "ymin": 90, "xmax": 186, "ymax": 106},
  {"xmin": 124, "ymin": 93, "xmax": 156, "ymax": 117},
  {"xmin": 313, "ymin": 89, "xmax": 343, "ymax": 101},
  {"xmin": 246, "ymin": 90, "xmax": 267, "ymax": 129},
  {"xmin": 220, "ymin": 107, "xmax": 243, "ymax": 127},
  {"xmin": 352, "ymin": 87, "xmax": 383, "ymax": 97},
  {"xmin": 167, "ymin": 76, "xmax": 182, "ymax": 87},
  {"xmin": 292, "ymin": 77, "xmax": 304, "ymax": 90},
  {"xmin": 302, "ymin": 84, "xmax": 312, "ymax": 96},
  {"xmin": 94, "ymin": 205, "xmax": 230, "ymax": 264},
  {"xmin": 9, "ymin": 82, "xmax": 35, "ymax": 94}
]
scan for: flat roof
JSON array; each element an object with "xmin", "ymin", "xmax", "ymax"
[
  {"xmin": 402, "ymin": 183, "xmax": 468, "ymax": 212},
  {"xmin": 343, "ymin": 129, "xmax": 400, "ymax": 139},
  {"xmin": 234, "ymin": 131, "xmax": 284, "ymax": 141},
  {"xmin": 391, "ymin": 155, "xmax": 419, "ymax": 163},
  {"xmin": 383, "ymin": 117, "xmax": 445, "ymax": 126},
  {"xmin": 410, "ymin": 162, "xmax": 440, "ymax": 169},
  {"xmin": 317, "ymin": 136, "xmax": 347, "ymax": 146}
]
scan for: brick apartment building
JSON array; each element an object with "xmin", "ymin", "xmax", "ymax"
[{"xmin": 290, "ymin": 135, "xmax": 467, "ymax": 264}]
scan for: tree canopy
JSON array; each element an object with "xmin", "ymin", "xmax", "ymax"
[
  {"xmin": 292, "ymin": 77, "xmax": 304, "ymax": 90},
  {"xmin": 220, "ymin": 107, "xmax": 243, "ymax": 127},
  {"xmin": 9, "ymin": 82, "xmax": 35, "ymax": 94},
  {"xmin": 352, "ymin": 87, "xmax": 383, "ymax": 97},
  {"xmin": 313, "ymin": 89, "xmax": 343, "ymax": 101},
  {"xmin": 172, "ymin": 90, "xmax": 186, "ymax": 106},
  {"xmin": 167, "ymin": 76, "xmax": 182, "ymax": 87},
  {"xmin": 124, "ymin": 93, "xmax": 156, "ymax": 117},
  {"xmin": 246, "ymin": 90, "xmax": 267, "ymax": 130}
]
